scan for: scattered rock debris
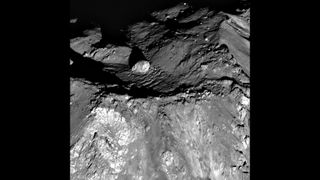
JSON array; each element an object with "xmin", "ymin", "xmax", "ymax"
[{"xmin": 70, "ymin": 3, "xmax": 250, "ymax": 180}]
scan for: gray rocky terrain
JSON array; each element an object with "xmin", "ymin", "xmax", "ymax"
[{"xmin": 70, "ymin": 3, "xmax": 250, "ymax": 180}]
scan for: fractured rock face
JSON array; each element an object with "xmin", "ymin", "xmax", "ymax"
[{"xmin": 70, "ymin": 2, "xmax": 250, "ymax": 180}]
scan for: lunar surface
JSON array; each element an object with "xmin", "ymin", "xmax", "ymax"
[{"xmin": 70, "ymin": 2, "xmax": 250, "ymax": 180}]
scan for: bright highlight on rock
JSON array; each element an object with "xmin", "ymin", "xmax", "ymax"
[{"xmin": 131, "ymin": 60, "xmax": 150, "ymax": 73}]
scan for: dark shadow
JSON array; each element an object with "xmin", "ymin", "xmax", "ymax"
[
  {"xmin": 92, "ymin": 31, "xmax": 129, "ymax": 48},
  {"xmin": 100, "ymin": 84, "xmax": 165, "ymax": 98},
  {"xmin": 70, "ymin": 19, "xmax": 99, "ymax": 39},
  {"xmin": 128, "ymin": 46, "xmax": 148, "ymax": 67},
  {"xmin": 70, "ymin": 47, "xmax": 125, "ymax": 85}
]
